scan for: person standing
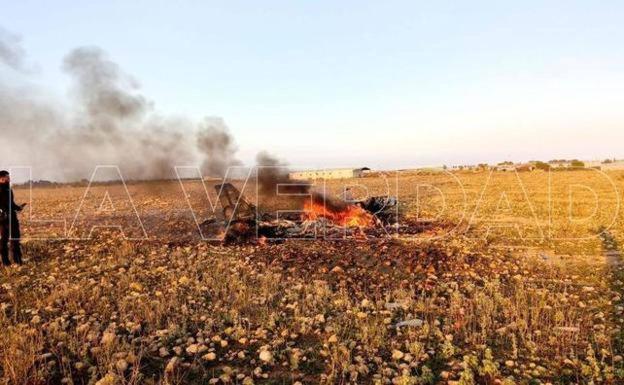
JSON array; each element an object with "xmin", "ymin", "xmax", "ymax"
[{"xmin": 0, "ymin": 170, "xmax": 26, "ymax": 266}]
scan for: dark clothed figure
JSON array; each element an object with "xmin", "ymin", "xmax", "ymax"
[{"xmin": 0, "ymin": 182, "xmax": 23, "ymax": 265}]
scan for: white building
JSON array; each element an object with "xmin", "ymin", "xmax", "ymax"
[{"xmin": 289, "ymin": 167, "xmax": 370, "ymax": 180}]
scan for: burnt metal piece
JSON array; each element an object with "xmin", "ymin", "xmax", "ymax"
[
  {"xmin": 215, "ymin": 183, "xmax": 257, "ymax": 222},
  {"xmin": 358, "ymin": 196, "xmax": 398, "ymax": 224}
]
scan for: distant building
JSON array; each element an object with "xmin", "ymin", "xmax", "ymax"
[
  {"xmin": 548, "ymin": 160, "xmax": 572, "ymax": 168},
  {"xmin": 450, "ymin": 164, "xmax": 482, "ymax": 171},
  {"xmin": 495, "ymin": 163, "xmax": 535, "ymax": 172},
  {"xmin": 289, "ymin": 167, "xmax": 370, "ymax": 180},
  {"xmin": 415, "ymin": 166, "xmax": 446, "ymax": 173}
]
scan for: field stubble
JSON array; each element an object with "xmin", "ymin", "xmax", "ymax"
[{"xmin": 1, "ymin": 170, "xmax": 623, "ymax": 384}]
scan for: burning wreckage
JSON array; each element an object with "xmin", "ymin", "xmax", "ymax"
[
  {"xmin": 200, "ymin": 183, "xmax": 408, "ymax": 243},
  {"xmin": 204, "ymin": 183, "xmax": 402, "ymax": 243}
]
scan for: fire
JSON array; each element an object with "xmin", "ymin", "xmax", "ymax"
[{"xmin": 303, "ymin": 200, "xmax": 374, "ymax": 227}]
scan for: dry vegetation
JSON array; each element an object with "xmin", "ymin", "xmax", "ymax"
[{"xmin": 1, "ymin": 170, "xmax": 623, "ymax": 384}]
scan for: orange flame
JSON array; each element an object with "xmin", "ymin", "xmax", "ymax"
[{"xmin": 303, "ymin": 200, "xmax": 374, "ymax": 227}]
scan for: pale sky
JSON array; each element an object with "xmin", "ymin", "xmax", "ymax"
[{"xmin": 2, "ymin": 0, "xmax": 624, "ymax": 169}]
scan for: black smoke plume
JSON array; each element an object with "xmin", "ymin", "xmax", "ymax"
[
  {"xmin": 197, "ymin": 118, "xmax": 242, "ymax": 177},
  {"xmin": 254, "ymin": 152, "xmax": 347, "ymax": 211},
  {"xmin": 255, "ymin": 151, "xmax": 310, "ymax": 195},
  {"xmin": 0, "ymin": 29, "xmax": 240, "ymax": 181}
]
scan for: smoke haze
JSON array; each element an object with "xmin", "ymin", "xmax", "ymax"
[
  {"xmin": 0, "ymin": 27, "xmax": 26, "ymax": 72},
  {"xmin": 0, "ymin": 29, "xmax": 242, "ymax": 182}
]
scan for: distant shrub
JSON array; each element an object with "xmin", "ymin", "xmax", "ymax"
[{"xmin": 534, "ymin": 161, "xmax": 550, "ymax": 171}]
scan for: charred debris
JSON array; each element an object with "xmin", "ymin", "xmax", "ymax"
[{"xmin": 199, "ymin": 183, "xmax": 415, "ymax": 244}]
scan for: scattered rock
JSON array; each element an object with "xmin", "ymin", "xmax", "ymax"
[
  {"xmin": 391, "ymin": 350, "xmax": 404, "ymax": 360},
  {"xmin": 115, "ymin": 359, "xmax": 128, "ymax": 372},
  {"xmin": 259, "ymin": 350, "xmax": 273, "ymax": 363},
  {"xmin": 554, "ymin": 326, "xmax": 580, "ymax": 333},
  {"xmin": 101, "ymin": 332, "xmax": 116, "ymax": 346},
  {"xmin": 186, "ymin": 344, "xmax": 207, "ymax": 354},
  {"xmin": 95, "ymin": 373, "xmax": 118, "ymax": 385},
  {"xmin": 395, "ymin": 319, "xmax": 424, "ymax": 328},
  {"xmin": 165, "ymin": 357, "xmax": 178, "ymax": 373}
]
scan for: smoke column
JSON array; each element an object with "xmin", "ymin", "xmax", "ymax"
[
  {"xmin": 0, "ymin": 28, "xmax": 241, "ymax": 182},
  {"xmin": 197, "ymin": 117, "xmax": 242, "ymax": 177},
  {"xmin": 254, "ymin": 152, "xmax": 346, "ymax": 210}
]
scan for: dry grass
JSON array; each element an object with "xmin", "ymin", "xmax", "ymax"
[{"xmin": 0, "ymin": 170, "xmax": 623, "ymax": 384}]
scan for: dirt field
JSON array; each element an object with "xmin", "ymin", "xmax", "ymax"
[{"xmin": 1, "ymin": 170, "xmax": 623, "ymax": 384}]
